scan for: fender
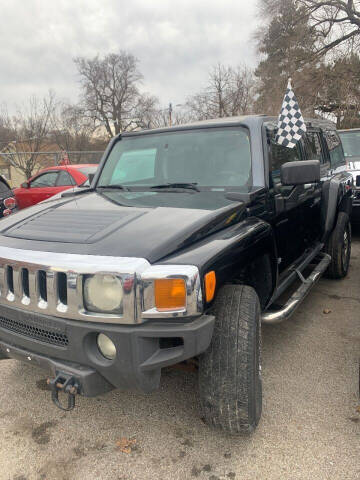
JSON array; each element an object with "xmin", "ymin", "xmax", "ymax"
[
  {"xmin": 321, "ymin": 172, "xmax": 353, "ymax": 242},
  {"xmin": 158, "ymin": 217, "xmax": 278, "ymax": 307}
]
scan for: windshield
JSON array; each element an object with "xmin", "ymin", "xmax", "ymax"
[
  {"xmin": 97, "ymin": 127, "xmax": 252, "ymax": 189},
  {"xmin": 339, "ymin": 131, "xmax": 360, "ymax": 158}
]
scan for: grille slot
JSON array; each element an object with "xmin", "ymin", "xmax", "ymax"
[
  {"xmin": 7, "ymin": 266, "xmax": 13, "ymax": 293},
  {"xmin": 57, "ymin": 272, "xmax": 67, "ymax": 306},
  {"xmin": 38, "ymin": 270, "xmax": 47, "ymax": 302},
  {"xmin": 22, "ymin": 268, "xmax": 29, "ymax": 298},
  {"xmin": 0, "ymin": 316, "xmax": 68, "ymax": 347}
]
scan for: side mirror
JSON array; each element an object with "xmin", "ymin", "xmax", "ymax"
[
  {"xmin": 88, "ymin": 173, "xmax": 95, "ymax": 184},
  {"xmin": 21, "ymin": 182, "xmax": 29, "ymax": 188},
  {"xmin": 281, "ymin": 160, "xmax": 320, "ymax": 186}
]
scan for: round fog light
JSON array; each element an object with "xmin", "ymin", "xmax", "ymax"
[{"xmin": 97, "ymin": 333, "xmax": 116, "ymax": 360}]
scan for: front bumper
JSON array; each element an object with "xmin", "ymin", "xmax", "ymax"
[{"xmin": 0, "ymin": 303, "xmax": 214, "ymax": 395}]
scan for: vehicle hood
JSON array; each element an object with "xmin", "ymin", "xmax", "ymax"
[{"xmin": 0, "ymin": 190, "xmax": 246, "ymax": 263}]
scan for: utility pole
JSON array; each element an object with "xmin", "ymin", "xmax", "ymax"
[{"xmin": 169, "ymin": 103, "xmax": 173, "ymax": 127}]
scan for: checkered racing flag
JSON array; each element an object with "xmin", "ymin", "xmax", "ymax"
[{"xmin": 276, "ymin": 79, "xmax": 306, "ymax": 148}]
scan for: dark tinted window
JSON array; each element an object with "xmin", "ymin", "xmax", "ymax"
[
  {"xmin": 57, "ymin": 170, "xmax": 75, "ymax": 186},
  {"xmin": 324, "ymin": 131, "xmax": 345, "ymax": 169},
  {"xmin": 30, "ymin": 172, "xmax": 58, "ymax": 188},
  {"xmin": 304, "ymin": 131, "xmax": 326, "ymax": 163},
  {"xmin": 266, "ymin": 126, "xmax": 302, "ymax": 184}
]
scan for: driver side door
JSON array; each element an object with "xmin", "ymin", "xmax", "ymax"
[{"xmin": 266, "ymin": 124, "xmax": 307, "ymax": 272}]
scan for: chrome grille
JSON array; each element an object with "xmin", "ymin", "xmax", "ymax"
[
  {"xmin": 0, "ymin": 246, "xmax": 151, "ymax": 324},
  {"xmin": 0, "ymin": 264, "xmax": 72, "ymax": 317}
]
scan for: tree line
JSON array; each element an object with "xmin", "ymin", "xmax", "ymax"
[{"xmin": 1, "ymin": 0, "xmax": 359, "ymax": 178}]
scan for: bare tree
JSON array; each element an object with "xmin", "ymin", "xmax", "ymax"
[
  {"xmin": 131, "ymin": 93, "xmax": 162, "ymax": 130},
  {"xmin": 74, "ymin": 51, "xmax": 160, "ymax": 137},
  {"xmin": 255, "ymin": 0, "xmax": 360, "ymax": 122},
  {"xmin": 186, "ymin": 64, "xmax": 254, "ymax": 120},
  {"xmin": 316, "ymin": 54, "xmax": 360, "ymax": 127},
  {"xmin": 49, "ymin": 102, "xmax": 107, "ymax": 163},
  {"xmin": 0, "ymin": 93, "xmax": 56, "ymax": 179},
  {"xmin": 297, "ymin": 0, "xmax": 360, "ymax": 57},
  {"xmin": 0, "ymin": 106, "xmax": 14, "ymax": 149}
]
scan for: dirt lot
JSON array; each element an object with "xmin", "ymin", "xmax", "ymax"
[{"xmin": 0, "ymin": 238, "xmax": 359, "ymax": 480}]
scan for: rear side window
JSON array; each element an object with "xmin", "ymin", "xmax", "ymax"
[
  {"xmin": 266, "ymin": 126, "xmax": 302, "ymax": 185},
  {"xmin": 57, "ymin": 170, "xmax": 75, "ymax": 186},
  {"xmin": 304, "ymin": 131, "xmax": 326, "ymax": 163},
  {"xmin": 324, "ymin": 131, "xmax": 345, "ymax": 169}
]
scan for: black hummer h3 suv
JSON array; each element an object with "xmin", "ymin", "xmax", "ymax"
[{"xmin": 0, "ymin": 115, "xmax": 352, "ymax": 434}]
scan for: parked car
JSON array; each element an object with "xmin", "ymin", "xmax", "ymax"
[
  {"xmin": 0, "ymin": 116, "xmax": 352, "ymax": 434},
  {"xmin": 0, "ymin": 175, "xmax": 17, "ymax": 218},
  {"xmin": 339, "ymin": 128, "xmax": 360, "ymax": 223},
  {"xmin": 13, "ymin": 164, "xmax": 99, "ymax": 209}
]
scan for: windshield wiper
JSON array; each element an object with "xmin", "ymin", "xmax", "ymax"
[
  {"xmin": 97, "ymin": 184, "xmax": 131, "ymax": 192},
  {"xmin": 150, "ymin": 182, "xmax": 200, "ymax": 192}
]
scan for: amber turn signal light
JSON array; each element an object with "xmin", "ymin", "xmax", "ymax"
[
  {"xmin": 155, "ymin": 278, "xmax": 186, "ymax": 311},
  {"xmin": 204, "ymin": 271, "xmax": 216, "ymax": 302}
]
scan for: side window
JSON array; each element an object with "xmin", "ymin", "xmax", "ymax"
[
  {"xmin": 304, "ymin": 131, "xmax": 325, "ymax": 163},
  {"xmin": 110, "ymin": 148, "xmax": 157, "ymax": 184},
  {"xmin": 57, "ymin": 170, "xmax": 75, "ymax": 186},
  {"xmin": 30, "ymin": 172, "xmax": 59, "ymax": 188},
  {"xmin": 267, "ymin": 128, "xmax": 302, "ymax": 185},
  {"xmin": 324, "ymin": 131, "xmax": 345, "ymax": 169}
]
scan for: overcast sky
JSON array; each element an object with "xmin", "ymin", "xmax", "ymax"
[{"xmin": 0, "ymin": 0, "xmax": 260, "ymax": 112}]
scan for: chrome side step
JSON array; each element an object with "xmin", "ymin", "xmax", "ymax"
[{"xmin": 262, "ymin": 253, "xmax": 331, "ymax": 325}]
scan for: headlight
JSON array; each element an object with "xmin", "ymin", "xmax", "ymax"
[{"xmin": 84, "ymin": 274, "xmax": 123, "ymax": 313}]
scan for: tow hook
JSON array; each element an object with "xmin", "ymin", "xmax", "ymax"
[{"xmin": 47, "ymin": 373, "xmax": 80, "ymax": 411}]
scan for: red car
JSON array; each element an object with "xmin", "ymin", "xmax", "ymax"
[{"xmin": 14, "ymin": 164, "xmax": 98, "ymax": 210}]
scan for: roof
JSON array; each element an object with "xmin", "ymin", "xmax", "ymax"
[{"xmin": 121, "ymin": 114, "xmax": 337, "ymax": 138}]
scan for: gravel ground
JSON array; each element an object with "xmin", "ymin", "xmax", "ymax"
[{"xmin": 0, "ymin": 238, "xmax": 359, "ymax": 480}]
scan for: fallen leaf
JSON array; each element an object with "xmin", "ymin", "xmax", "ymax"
[
  {"xmin": 356, "ymin": 406, "xmax": 360, "ymax": 413},
  {"xmin": 116, "ymin": 437, "xmax": 137, "ymax": 454},
  {"xmin": 323, "ymin": 309, "xmax": 332, "ymax": 314}
]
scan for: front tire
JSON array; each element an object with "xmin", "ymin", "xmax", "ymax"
[
  {"xmin": 199, "ymin": 285, "xmax": 262, "ymax": 435},
  {"xmin": 324, "ymin": 212, "xmax": 351, "ymax": 279}
]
